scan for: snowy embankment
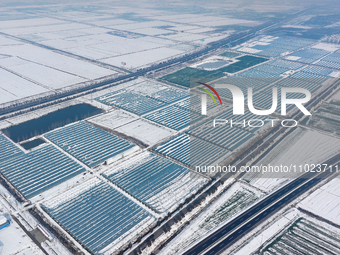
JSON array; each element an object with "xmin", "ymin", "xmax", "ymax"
[
  {"xmin": 298, "ymin": 178, "xmax": 340, "ymax": 226},
  {"xmin": 160, "ymin": 182, "xmax": 264, "ymax": 255},
  {"xmin": 230, "ymin": 208, "xmax": 340, "ymax": 255}
]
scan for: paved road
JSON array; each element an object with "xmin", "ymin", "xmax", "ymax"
[{"xmin": 182, "ymin": 154, "xmax": 340, "ymax": 255}]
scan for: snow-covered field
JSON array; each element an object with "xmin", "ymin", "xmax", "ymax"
[
  {"xmin": 130, "ymin": 27, "xmax": 171, "ymax": 36},
  {"xmin": 242, "ymin": 128, "xmax": 340, "ymax": 193},
  {"xmin": 125, "ymin": 80, "xmax": 168, "ymax": 95},
  {"xmin": 161, "ymin": 32, "xmax": 208, "ymax": 42},
  {"xmin": 298, "ymin": 178, "xmax": 340, "ymax": 225},
  {"xmin": 0, "ymin": 218, "xmax": 44, "ymax": 255},
  {"xmin": 0, "ymin": 120, "xmax": 11, "ymax": 130},
  {"xmin": 0, "ymin": 6, "xmax": 257, "ymax": 107},
  {"xmin": 330, "ymin": 88, "xmax": 340, "ymax": 102},
  {"xmin": 0, "ymin": 56, "xmax": 87, "ymax": 89},
  {"xmin": 155, "ymin": 14, "xmax": 258, "ymax": 27},
  {"xmin": 115, "ymin": 119, "xmax": 175, "ymax": 146},
  {"xmin": 108, "ymin": 20, "xmax": 171, "ymax": 31},
  {"xmin": 0, "ymin": 68, "xmax": 50, "ymax": 105},
  {"xmin": 230, "ymin": 208, "xmax": 340, "ymax": 255},
  {"xmin": 236, "ymin": 47, "xmax": 262, "ymax": 54},
  {"xmin": 88, "ymin": 109, "xmax": 139, "ymax": 129},
  {"xmin": 29, "ymin": 172, "xmax": 93, "ymax": 204},
  {"xmin": 101, "ymin": 47, "xmax": 184, "ymax": 69},
  {"xmin": 160, "ymin": 182, "xmax": 264, "ymax": 255},
  {"xmin": 285, "ymin": 55, "xmax": 301, "ymax": 61},
  {"xmin": 312, "ymin": 43, "xmax": 340, "ymax": 52},
  {"xmin": 86, "ymin": 78, "xmax": 146, "ymax": 99},
  {"xmin": 0, "ymin": 44, "xmax": 116, "ymax": 80},
  {"xmin": 0, "ymin": 34, "xmax": 119, "ymax": 105},
  {"xmin": 282, "ymin": 24, "xmax": 312, "ymax": 29}
]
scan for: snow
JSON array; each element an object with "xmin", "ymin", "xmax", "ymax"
[
  {"xmin": 0, "ymin": 44, "xmax": 116, "ymax": 80},
  {"xmin": 0, "ymin": 185, "xmax": 70, "ymax": 255},
  {"xmin": 230, "ymin": 208, "xmax": 340, "ymax": 255},
  {"xmin": 0, "ymin": 17, "xmax": 64, "ymax": 30},
  {"xmin": 156, "ymin": 15, "xmax": 257, "ymax": 27},
  {"xmin": 282, "ymin": 25, "xmax": 312, "ymax": 29},
  {"xmin": 86, "ymin": 78, "xmax": 146, "ymax": 99},
  {"xmin": 160, "ymin": 32, "xmax": 208, "ymax": 42},
  {"xmin": 298, "ymin": 178, "xmax": 340, "ymax": 225},
  {"xmin": 193, "ymin": 34, "xmax": 230, "ymax": 45},
  {"xmin": 126, "ymin": 80, "xmax": 168, "ymax": 95},
  {"xmin": 285, "ymin": 55, "xmax": 301, "ymax": 60},
  {"xmin": 188, "ymin": 27, "xmax": 216, "ymax": 33},
  {"xmin": 42, "ymin": 177, "xmax": 156, "ymax": 254},
  {"xmin": 0, "ymin": 57, "xmax": 87, "ymax": 89},
  {"xmin": 112, "ymin": 20, "xmax": 172, "ymax": 31},
  {"xmin": 312, "ymin": 43, "xmax": 340, "ymax": 52},
  {"xmin": 237, "ymin": 47, "xmax": 262, "ymax": 54},
  {"xmin": 101, "ymin": 47, "xmax": 184, "ymax": 69},
  {"xmin": 62, "ymin": 45, "xmax": 112, "ymax": 60},
  {"xmin": 139, "ymin": 178, "xmax": 233, "ymax": 255},
  {"xmin": 243, "ymin": 129, "xmax": 340, "ymax": 193},
  {"xmin": 0, "ymin": 34, "xmax": 22, "ymax": 46},
  {"xmin": 191, "ymin": 55, "xmax": 239, "ymax": 70},
  {"xmin": 103, "ymin": 152, "xmax": 209, "ymax": 214},
  {"xmin": 330, "ymin": 71, "xmax": 340, "ymax": 78},
  {"xmin": 160, "ymin": 182, "xmax": 264, "ymax": 255},
  {"xmin": 2, "ymin": 99, "xmax": 81, "ymax": 126},
  {"xmin": 1, "ymin": 22, "xmax": 90, "ymax": 37},
  {"xmin": 0, "ymin": 120, "xmax": 11, "ymax": 130},
  {"xmin": 259, "ymin": 37, "xmax": 276, "ymax": 43},
  {"xmin": 89, "ymin": 36, "xmax": 166, "ymax": 56},
  {"xmin": 230, "ymin": 209, "xmax": 297, "ymax": 255},
  {"xmin": 75, "ymin": 27, "xmax": 112, "ymax": 35},
  {"xmin": 0, "ymin": 35, "xmax": 123, "ymax": 106},
  {"xmin": 43, "ymin": 177, "xmax": 102, "ymax": 209},
  {"xmin": 5, "ymin": 110, "xmax": 40, "ymax": 125},
  {"xmin": 99, "ymin": 215, "xmax": 155, "ymax": 255},
  {"xmin": 131, "ymin": 27, "xmax": 171, "ymax": 36},
  {"xmin": 0, "ymin": 217, "xmax": 44, "ymax": 255},
  {"xmin": 36, "ymin": 29, "xmax": 90, "ymax": 41},
  {"xmin": 88, "ymin": 109, "xmax": 139, "ymax": 130},
  {"xmin": 264, "ymin": 129, "xmax": 340, "ymax": 166},
  {"xmin": 192, "ymin": 18, "xmax": 259, "ymax": 27},
  {"xmin": 330, "ymin": 88, "xmax": 340, "ymax": 101},
  {"xmin": 256, "ymin": 41, "xmax": 270, "ymax": 45},
  {"xmin": 140, "ymin": 36, "xmax": 178, "ymax": 46},
  {"xmin": 29, "ymin": 172, "xmax": 93, "ymax": 204},
  {"xmin": 115, "ymin": 119, "xmax": 175, "ymax": 145},
  {"xmin": 167, "ymin": 43, "xmax": 198, "ymax": 52},
  {"xmin": 0, "ymin": 215, "xmax": 7, "ymax": 225},
  {"xmin": 0, "ymin": 68, "xmax": 50, "ymax": 105},
  {"xmin": 87, "ymin": 18, "xmax": 136, "ymax": 27},
  {"xmin": 41, "ymin": 34, "xmax": 123, "ymax": 49},
  {"xmin": 168, "ymin": 25, "xmax": 202, "ymax": 31}
]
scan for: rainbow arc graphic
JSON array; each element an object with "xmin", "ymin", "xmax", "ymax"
[{"xmin": 198, "ymin": 82, "xmax": 222, "ymax": 106}]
